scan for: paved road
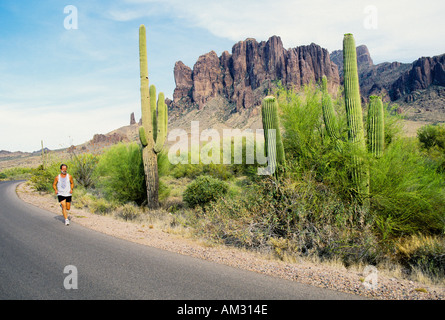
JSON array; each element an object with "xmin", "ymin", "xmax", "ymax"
[{"xmin": 0, "ymin": 180, "xmax": 365, "ymax": 300}]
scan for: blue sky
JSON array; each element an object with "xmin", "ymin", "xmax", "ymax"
[{"xmin": 1, "ymin": 0, "xmax": 444, "ymax": 153}]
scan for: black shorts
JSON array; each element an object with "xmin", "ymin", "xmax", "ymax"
[{"xmin": 58, "ymin": 195, "xmax": 72, "ymax": 203}]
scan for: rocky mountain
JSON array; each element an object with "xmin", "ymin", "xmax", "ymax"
[
  {"xmin": 170, "ymin": 36, "xmax": 340, "ymax": 113},
  {"xmin": 390, "ymin": 54, "xmax": 445, "ymax": 100},
  {"xmin": 331, "ymin": 45, "xmax": 411, "ymax": 102},
  {"xmin": 169, "ymin": 35, "xmax": 445, "ymax": 123},
  {"xmin": 331, "ymin": 46, "xmax": 445, "ymax": 121}
]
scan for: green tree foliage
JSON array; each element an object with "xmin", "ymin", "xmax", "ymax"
[{"xmin": 94, "ymin": 143, "xmax": 147, "ymax": 205}]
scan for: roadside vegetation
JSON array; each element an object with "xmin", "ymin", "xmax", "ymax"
[{"xmin": 5, "ymin": 83, "xmax": 444, "ymax": 286}]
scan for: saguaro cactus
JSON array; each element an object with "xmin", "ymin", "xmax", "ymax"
[
  {"xmin": 343, "ymin": 33, "xmax": 369, "ymax": 202},
  {"xmin": 261, "ymin": 95, "xmax": 285, "ymax": 176},
  {"xmin": 367, "ymin": 95, "xmax": 384, "ymax": 158},
  {"xmin": 138, "ymin": 25, "xmax": 168, "ymax": 209}
]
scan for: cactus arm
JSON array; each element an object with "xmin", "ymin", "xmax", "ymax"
[
  {"xmin": 154, "ymin": 92, "xmax": 167, "ymax": 153},
  {"xmin": 139, "ymin": 126, "xmax": 148, "ymax": 147},
  {"xmin": 150, "ymin": 84, "xmax": 157, "ymax": 143}
]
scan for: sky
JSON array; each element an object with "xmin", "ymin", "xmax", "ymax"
[{"xmin": 0, "ymin": 0, "xmax": 444, "ymax": 153}]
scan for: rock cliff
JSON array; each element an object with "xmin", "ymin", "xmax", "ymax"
[
  {"xmin": 330, "ymin": 45, "xmax": 445, "ymax": 117},
  {"xmin": 171, "ymin": 36, "xmax": 340, "ymax": 112},
  {"xmin": 168, "ymin": 36, "xmax": 445, "ymax": 123},
  {"xmin": 390, "ymin": 54, "xmax": 445, "ymax": 100}
]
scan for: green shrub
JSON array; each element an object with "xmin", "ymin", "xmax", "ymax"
[
  {"xmin": 183, "ymin": 175, "xmax": 228, "ymax": 208},
  {"xmin": 94, "ymin": 143, "xmax": 146, "ymax": 205},
  {"xmin": 171, "ymin": 161, "xmax": 233, "ymax": 181},
  {"xmin": 73, "ymin": 193, "xmax": 95, "ymax": 209},
  {"xmin": 68, "ymin": 152, "xmax": 99, "ymax": 188},
  {"xmin": 89, "ymin": 197, "xmax": 115, "ymax": 215},
  {"xmin": 417, "ymin": 123, "xmax": 445, "ymax": 173},
  {"xmin": 29, "ymin": 162, "xmax": 61, "ymax": 193},
  {"xmin": 0, "ymin": 167, "xmax": 33, "ymax": 181},
  {"xmin": 417, "ymin": 124, "xmax": 445, "ymax": 150},
  {"xmin": 370, "ymin": 138, "xmax": 445, "ymax": 237},
  {"xmin": 188, "ymin": 176, "xmax": 379, "ymax": 265}
]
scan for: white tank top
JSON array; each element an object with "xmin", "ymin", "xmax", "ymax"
[{"xmin": 57, "ymin": 174, "xmax": 71, "ymax": 196}]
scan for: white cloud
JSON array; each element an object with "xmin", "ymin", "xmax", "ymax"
[{"xmin": 116, "ymin": 0, "xmax": 445, "ymax": 63}]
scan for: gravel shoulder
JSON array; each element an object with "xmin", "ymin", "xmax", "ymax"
[{"xmin": 16, "ymin": 181, "xmax": 444, "ymax": 300}]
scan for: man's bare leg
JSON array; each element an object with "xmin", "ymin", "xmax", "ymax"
[{"xmin": 61, "ymin": 200, "xmax": 68, "ymax": 220}]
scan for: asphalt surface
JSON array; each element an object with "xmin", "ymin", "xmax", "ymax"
[{"xmin": 0, "ymin": 180, "xmax": 365, "ymax": 301}]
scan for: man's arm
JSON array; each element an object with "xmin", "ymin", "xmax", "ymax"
[
  {"xmin": 69, "ymin": 175, "xmax": 74, "ymax": 194},
  {"xmin": 53, "ymin": 176, "xmax": 59, "ymax": 195}
]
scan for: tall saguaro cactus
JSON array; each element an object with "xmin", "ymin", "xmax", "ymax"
[
  {"xmin": 343, "ymin": 33, "xmax": 369, "ymax": 202},
  {"xmin": 261, "ymin": 95, "xmax": 285, "ymax": 176},
  {"xmin": 138, "ymin": 24, "xmax": 168, "ymax": 209},
  {"xmin": 367, "ymin": 95, "xmax": 384, "ymax": 158}
]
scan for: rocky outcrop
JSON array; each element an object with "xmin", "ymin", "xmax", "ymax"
[
  {"xmin": 91, "ymin": 133, "xmax": 125, "ymax": 145},
  {"xmin": 330, "ymin": 46, "xmax": 445, "ymax": 107},
  {"xmin": 172, "ymin": 36, "xmax": 340, "ymax": 112},
  {"xmin": 191, "ymin": 51, "xmax": 225, "ymax": 109},
  {"xmin": 172, "ymin": 61, "xmax": 193, "ymax": 106},
  {"xmin": 331, "ymin": 45, "xmax": 374, "ymax": 77},
  {"xmin": 331, "ymin": 45, "xmax": 412, "ymax": 103},
  {"xmin": 130, "ymin": 112, "xmax": 136, "ymax": 125},
  {"xmin": 390, "ymin": 54, "xmax": 445, "ymax": 100}
]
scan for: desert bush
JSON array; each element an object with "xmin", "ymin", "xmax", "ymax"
[
  {"xmin": 188, "ymin": 181, "xmax": 274, "ymax": 249},
  {"xmin": 417, "ymin": 123, "xmax": 445, "ymax": 173},
  {"xmin": 0, "ymin": 167, "xmax": 33, "ymax": 181},
  {"xmin": 417, "ymin": 123, "xmax": 445, "ymax": 150},
  {"xmin": 395, "ymin": 235, "xmax": 445, "ymax": 280},
  {"xmin": 185, "ymin": 84, "xmax": 444, "ymax": 279},
  {"xmin": 183, "ymin": 175, "xmax": 228, "ymax": 208},
  {"xmin": 115, "ymin": 202, "xmax": 143, "ymax": 221},
  {"xmin": 68, "ymin": 152, "xmax": 99, "ymax": 188},
  {"xmin": 277, "ymin": 84, "xmax": 445, "ymax": 237},
  {"xmin": 188, "ymin": 175, "xmax": 379, "ymax": 265},
  {"xmin": 370, "ymin": 138, "xmax": 445, "ymax": 238},
  {"xmin": 89, "ymin": 197, "xmax": 115, "ymax": 215},
  {"xmin": 171, "ymin": 161, "xmax": 233, "ymax": 181},
  {"xmin": 94, "ymin": 143, "xmax": 146, "ymax": 205},
  {"xmin": 29, "ymin": 162, "xmax": 61, "ymax": 192},
  {"xmin": 71, "ymin": 187, "xmax": 95, "ymax": 209}
]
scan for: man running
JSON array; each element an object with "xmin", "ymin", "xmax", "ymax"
[{"xmin": 53, "ymin": 164, "xmax": 74, "ymax": 225}]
